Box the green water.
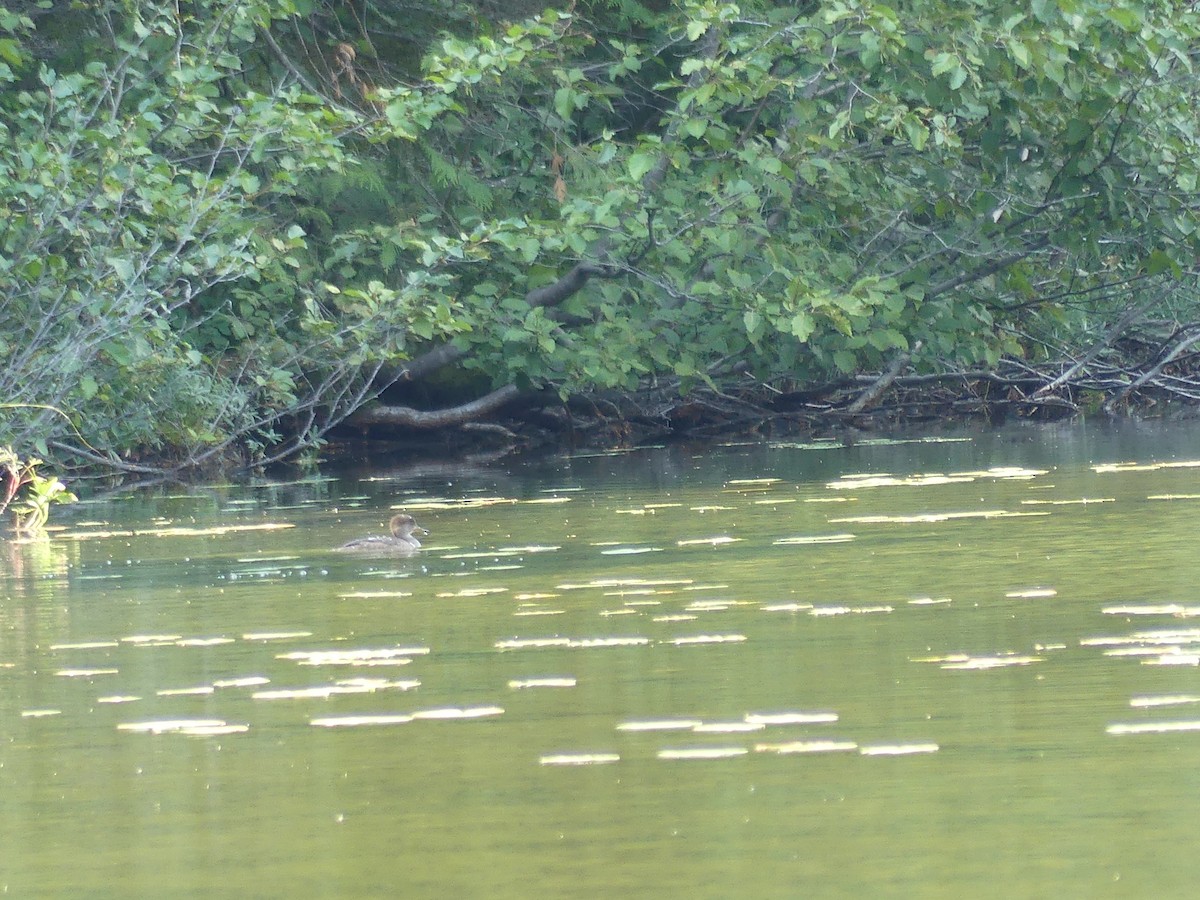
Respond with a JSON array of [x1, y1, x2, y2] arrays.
[[4, 421, 1200, 898]]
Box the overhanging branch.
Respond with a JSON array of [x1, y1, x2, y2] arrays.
[[347, 384, 521, 429]]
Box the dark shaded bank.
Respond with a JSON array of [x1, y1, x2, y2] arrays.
[[333, 321, 1200, 465], [324, 358, 1200, 466], [49, 340, 1200, 485]]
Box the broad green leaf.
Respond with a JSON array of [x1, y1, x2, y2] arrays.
[[1146, 249, 1181, 278], [930, 53, 958, 77], [743, 309, 762, 336], [789, 312, 815, 342], [628, 151, 658, 182], [1008, 40, 1030, 69], [554, 87, 573, 120], [833, 350, 857, 374], [903, 119, 929, 151]]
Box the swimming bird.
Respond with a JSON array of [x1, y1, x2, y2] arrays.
[[336, 513, 427, 553]]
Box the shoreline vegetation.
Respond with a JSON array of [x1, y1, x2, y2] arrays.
[[333, 349, 1200, 465], [3, 2, 1199, 483]]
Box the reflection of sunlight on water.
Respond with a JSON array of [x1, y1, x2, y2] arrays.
[[658, 747, 748, 760], [277, 647, 429, 664], [1004, 588, 1057, 598], [1107, 720, 1200, 735], [1093, 459, 1200, 473], [311, 714, 414, 727], [242, 631, 313, 641], [540, 753, 620, 766], [253, 679, 421, 700], [63, 522, 295, 539], [1130, 695, 1200, 707], [935, 655, 1042, 670], [617, 720, 701, 732], [213, 677, 269, 688], [773, 533, 855, 544], [859, 743, 939, 755], [666, 634, 746, 645], [809, 604, 892, 616], [508, 677, 576, 689], [411, 706, 504, 720], [1103, 603, 1200, 616], [119, 720, 249, 736], [830, 509, 1047, 524], [756, 739, 858, 754]]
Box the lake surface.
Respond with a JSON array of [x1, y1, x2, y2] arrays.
[[4, 420, 1200, 897]]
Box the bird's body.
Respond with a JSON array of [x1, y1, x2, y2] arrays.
[[337, 513, 427, 553]]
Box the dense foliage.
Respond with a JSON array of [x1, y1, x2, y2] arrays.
[[2, 0, 1199, 473]]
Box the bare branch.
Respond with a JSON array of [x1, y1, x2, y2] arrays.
[[1105, 326, 1200, 412], [258, 25, 330, 101], [1033, 296, 1156, 397], [348, 385, 522, 429], [847, 342, 920, 413]]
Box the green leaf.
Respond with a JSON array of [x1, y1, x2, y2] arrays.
[[789, 312, 815, 342], [628, 151, 658, 182], [384, 101, 418, 139], [867, 328, 908, 351], [554, 87, 573, 120], [743, 308, 762, 336], [1107, 8, 1142, 32], [902, 118, 929, 151], [0, 37, 24, 67], [1146, 249, 1181, 278], [1063, 117, 1091, 146], [1008, 40, 1030, 69], [833, 350, 857, 374], [930, 53, 958, 77]]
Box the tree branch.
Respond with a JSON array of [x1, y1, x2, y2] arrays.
[[525, 262, 615, 309], [925, 238, 1052, 299], [847, 341, 920, 413], [1104, 324, 1200, 412], [347, 384, 522, 429], [258, 26, 331, 103], [1033, 296, 1155, 397]]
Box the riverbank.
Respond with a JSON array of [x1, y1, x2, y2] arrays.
[[329, 361, 1200, 467]]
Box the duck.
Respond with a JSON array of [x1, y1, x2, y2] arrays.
[[336, 513, 427, 553]]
